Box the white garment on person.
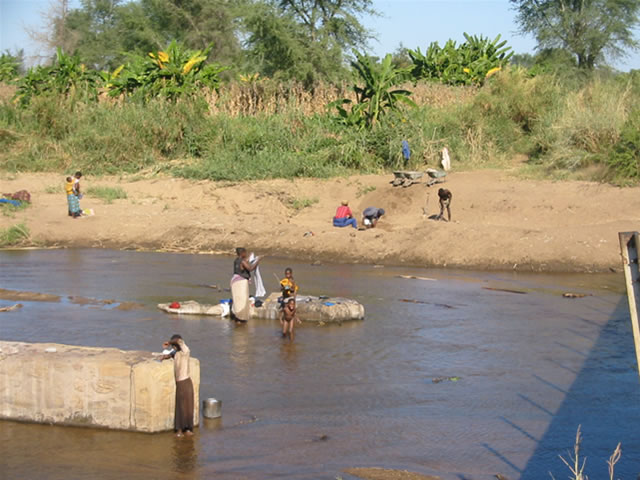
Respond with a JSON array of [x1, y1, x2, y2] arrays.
[[441, 147, 451, 171], [249, 253, 266, 298]]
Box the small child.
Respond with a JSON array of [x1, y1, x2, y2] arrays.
[[281, 297, 301, 338], [65, 177, 74, 197], [73, 171, 83, 197], [279, 267, 299, 299]]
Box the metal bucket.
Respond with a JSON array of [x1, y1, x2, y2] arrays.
[[202, 398, 222, 419]]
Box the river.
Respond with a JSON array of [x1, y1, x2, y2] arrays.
[[1, 249, 639, 480]]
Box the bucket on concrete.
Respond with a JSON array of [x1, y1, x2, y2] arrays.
[[203, 398, 222, 419]]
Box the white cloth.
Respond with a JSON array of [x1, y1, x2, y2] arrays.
[[249, 253, 266, 298], [441, 147, 451, 171]]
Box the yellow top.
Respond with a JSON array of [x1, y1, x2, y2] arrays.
[[280, 278, 299, 297], [65, 181, 75, 196]]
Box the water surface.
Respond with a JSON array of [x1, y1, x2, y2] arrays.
[[0, 249, 638, 480]]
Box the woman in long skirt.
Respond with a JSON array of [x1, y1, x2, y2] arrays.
[[230, 247, 262, 322], [65, 176, 82, 218], [162, 334, 194, 437]]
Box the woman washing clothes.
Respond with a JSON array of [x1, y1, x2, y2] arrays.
[[230, 247, 262, 322], [160, 334, 194, 437]]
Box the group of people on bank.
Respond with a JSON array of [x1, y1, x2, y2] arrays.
[[332, 188, 453, 230]]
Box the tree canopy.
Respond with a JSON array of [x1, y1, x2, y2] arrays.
[[510, 0, 640, 69], [26, 0, 375, 82]]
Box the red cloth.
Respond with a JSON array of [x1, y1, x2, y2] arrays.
[[335, 205, 352, 219]]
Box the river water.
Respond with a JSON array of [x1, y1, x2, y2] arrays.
[[0, 249, 639, 480]]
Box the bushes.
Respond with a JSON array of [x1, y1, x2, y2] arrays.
[[1, 69, 640, 184], [607, 110, 640, 181]]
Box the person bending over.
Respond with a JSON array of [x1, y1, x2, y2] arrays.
[[437, 188, 452, 222], [362, 207, 385, 229]]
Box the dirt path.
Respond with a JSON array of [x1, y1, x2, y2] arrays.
[[1, 171, 638, 272]]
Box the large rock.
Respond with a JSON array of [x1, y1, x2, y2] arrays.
[[158, 293, 365, 324], [0, 341, 200, 432], [253, 293, 365, 324]]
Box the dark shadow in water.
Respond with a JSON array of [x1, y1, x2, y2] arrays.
[[518, 297, 640, 479]]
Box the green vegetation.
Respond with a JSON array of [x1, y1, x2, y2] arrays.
[[332, 52, 414, 129], [289, 197, 319, 210], [104, 41, 226, 102], [0, 224, 30, 247], [511, 0, 640, 69], [409, 34, 513, 86], [2, 66, 640, 184], [2, 0, 640, 184], [87, 186, 128, 203], [0, 52, 21, 82]]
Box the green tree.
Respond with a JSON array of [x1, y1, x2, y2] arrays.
[[276, 0, 375, 48], [243, 0, 376, 84], [139, 0, 242, 61], [510, 0, 640, 69], [45, 0, 241, 69]]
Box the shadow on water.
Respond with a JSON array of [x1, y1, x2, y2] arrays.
[[486, 296, 640, 480]]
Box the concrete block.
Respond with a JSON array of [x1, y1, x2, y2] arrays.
[[0, 341, 200, 432]]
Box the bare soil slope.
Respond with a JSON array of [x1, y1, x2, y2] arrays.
[[2, 171, 638, 272]]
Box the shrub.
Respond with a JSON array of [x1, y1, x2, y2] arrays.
[[0, 223, 30, 247]]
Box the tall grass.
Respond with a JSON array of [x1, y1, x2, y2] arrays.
[[1, 70, 640, 183], [0, 223, 30, 247]]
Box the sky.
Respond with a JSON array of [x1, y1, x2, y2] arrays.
[[1, 0, 640, 70]]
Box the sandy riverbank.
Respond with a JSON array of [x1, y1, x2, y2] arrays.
[[1, 170, 638, 272]]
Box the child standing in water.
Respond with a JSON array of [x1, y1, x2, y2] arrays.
[[161, 334, 195, 437], [281, 297, 301, 338], [279, 267, 299, 299]]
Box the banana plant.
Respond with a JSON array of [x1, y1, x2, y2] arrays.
[[0, 52, 20, 82], [409, 33, 513, 86], [15, 49, 99, 106], [330, 52, 415, 129], [104, 41, 227, 101]]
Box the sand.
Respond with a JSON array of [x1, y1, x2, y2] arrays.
[[1, 171, 638, 272], [345, 468, 440, 480]]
